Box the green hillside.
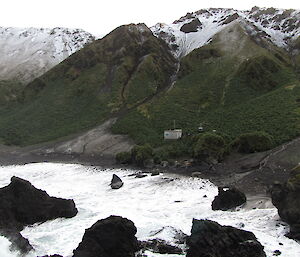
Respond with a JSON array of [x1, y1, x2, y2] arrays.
[[112, 25, 300, 148], [0, 22, 299, 153], [0, 24, 176, 145], [0, 80, 23, 105]]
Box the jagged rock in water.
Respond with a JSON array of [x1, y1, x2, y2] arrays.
[[135, 173, 148, 178], [273, 250, 282, 256], [140, 239, 183, 254], [73, 215, 139, 257], [110, 174, 124, 189], [180, 18, 202, 33], [270, 166, 300, 239], [0, 176, 77, 229], [212, 187, 246, 210], [0, 229, 33, 254], [186, 219, 266, 257], [148, 226, 187, 245], [0, 176, 78, 253]]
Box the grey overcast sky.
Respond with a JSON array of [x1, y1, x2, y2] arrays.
[[1, 0, 299, 36]]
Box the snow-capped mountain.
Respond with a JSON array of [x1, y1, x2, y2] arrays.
[[0, 27, 95, 83], [151, 7, 300, 58]]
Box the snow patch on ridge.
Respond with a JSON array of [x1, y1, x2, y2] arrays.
[[151, 7, 300, 58], [151, 9, 236, 58], [0, 27, 94, 83]]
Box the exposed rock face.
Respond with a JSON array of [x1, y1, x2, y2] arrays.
[[0, 176, 77, 253], [221, 13, 240, 25], [270, 167, 300, 239], [212, 187, 246, 210], [186, 219, 266, 257], [180, 18, 202, 33], [51, 118, 134, 157], [73, 215, 139, 257], [110, 174, 124, 189]]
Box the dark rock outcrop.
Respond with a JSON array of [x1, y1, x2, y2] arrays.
[[186, 219, 266, 257], [0, 176, 77, 229], [110, 174, 124, 189], [212, 187, 246, 210], [273, 250, 282, 256], [0, 176, 78, 253], [1, 229, 33, 254], [135, 172, 148, 178], [135, 173, 148, 178], [270, 167, 300, 239], [180, 18, 202, 33], [221, 13, 240, 25], [73, 215, 139, 257], [141, 239, 182, 254]]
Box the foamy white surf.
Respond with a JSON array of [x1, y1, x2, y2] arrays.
[[0, 236, 18, 257], [0, 163, 299, 256]]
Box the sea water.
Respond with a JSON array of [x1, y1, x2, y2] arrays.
[[0, 163, 299, 256]]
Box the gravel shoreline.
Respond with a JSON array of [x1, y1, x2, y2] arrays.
[[0, 143, 294, 196]]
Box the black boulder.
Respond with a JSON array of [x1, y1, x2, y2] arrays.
[[186, 219, 266, 257], [141, 239, 183, 254], [0, 176, 78, 253], [270, 168, 300, 239], [110, 174, 124, 189], [73, 215, 139, 257], [212, 187, 246, 210]]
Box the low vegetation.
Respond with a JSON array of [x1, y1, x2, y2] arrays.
[[112, 48, 300, 150], [131, 144, 154, 167], [193, 133, 226, 161], [231, 131, 274, 153], [115, 144, 154, 167], [115, 151, 132, 164]]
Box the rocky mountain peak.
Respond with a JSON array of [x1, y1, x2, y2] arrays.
[[151, 7, 300, 58], [0, 26, 95, 84]]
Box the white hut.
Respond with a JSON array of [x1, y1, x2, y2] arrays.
[[164, 129, 182, 140]]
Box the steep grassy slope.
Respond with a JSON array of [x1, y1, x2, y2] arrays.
[[0, 80, 23, 105], [112, 22, 300, 147], [0, 21, 299, 151], [0, 24, 176, 145]]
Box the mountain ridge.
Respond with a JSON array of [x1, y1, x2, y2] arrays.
[[0, 26, 95, 84], [0, 23, 177, 146], [0, 7, 299, 160], [151, 7, 300, 58]]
